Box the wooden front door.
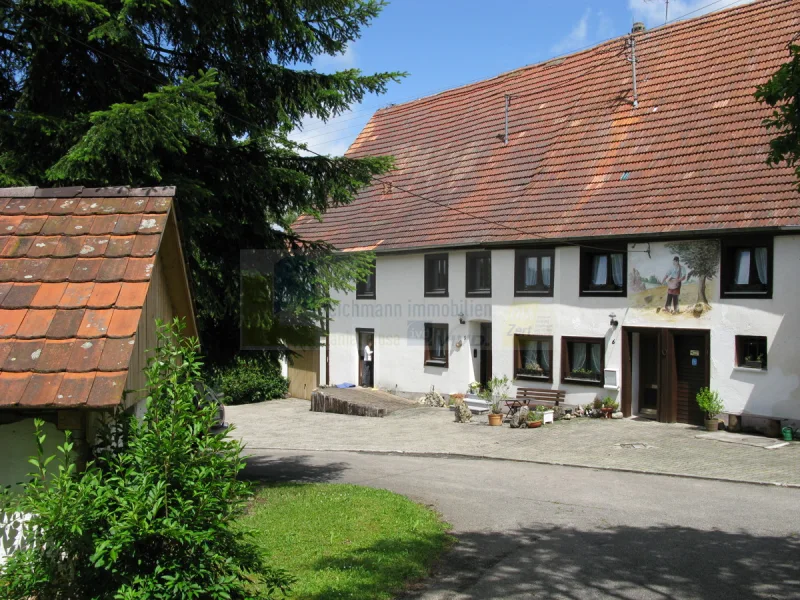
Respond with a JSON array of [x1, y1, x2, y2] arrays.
[[356, 329, 374, 387], [674, 333, 709, 425], [479, 323, 492, 388], [639, 332, 659, 415], [287, 346, 320, 400]]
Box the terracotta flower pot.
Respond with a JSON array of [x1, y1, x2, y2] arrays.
[[488, 413, 503, 426], [528, 420, 543, 429], [601, 407, 614, 419]]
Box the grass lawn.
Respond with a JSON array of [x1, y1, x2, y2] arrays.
[[240, 483, 452, 599]]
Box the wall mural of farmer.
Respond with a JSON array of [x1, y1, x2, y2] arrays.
[[628, 240, 719, 316]]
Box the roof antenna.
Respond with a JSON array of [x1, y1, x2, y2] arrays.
[[627, 31, 640, 109], [644, 0, 669, 24], [503, 94, 511, 145]]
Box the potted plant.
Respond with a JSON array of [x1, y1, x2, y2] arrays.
[[518, 359, 546, 379], [466, 381, 481, 397], [592, 397, 603, 417], [569, 368, 600, 382], [696, 387, 724, 431], [744, 353, 765, 369], [601, 397, 618, 419], [527, 407, 544, 428], [449, 393, 465, 407], [482, 375, 510, 426]]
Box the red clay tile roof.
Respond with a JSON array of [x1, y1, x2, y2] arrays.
[[294, 0, 800, 252], [0, 186, 175, 409]]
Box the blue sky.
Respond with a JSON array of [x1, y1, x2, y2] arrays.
[[291, 0, 754, 155]]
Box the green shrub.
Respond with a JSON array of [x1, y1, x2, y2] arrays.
[[696, 387, 725, 419], [212, 355, 289, 405], [0, 320, 293, 599]]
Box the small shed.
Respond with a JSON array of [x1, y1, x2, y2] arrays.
[[0, 185, 196, 490]]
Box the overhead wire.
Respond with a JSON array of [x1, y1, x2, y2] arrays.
[[0, 0, 754, 254]]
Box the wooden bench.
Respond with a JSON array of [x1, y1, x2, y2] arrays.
[[506, 388, 566, 418]]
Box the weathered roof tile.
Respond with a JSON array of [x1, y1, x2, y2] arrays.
[[293, 0, 800, 250], [0, 186, 172, 409]]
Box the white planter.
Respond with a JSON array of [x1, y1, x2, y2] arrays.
[[543, 410, 555, 424], [465, 397, 490, 413]]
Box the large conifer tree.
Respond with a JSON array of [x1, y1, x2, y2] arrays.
[[0, 0, 400, 361]]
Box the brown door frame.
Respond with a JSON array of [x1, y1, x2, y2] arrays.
[[622, 326, 663, 418], [622, 326, 709, 423], [479, 322, 492, 388], [672, 329, 711, 425], [356, 328, 374, 387]]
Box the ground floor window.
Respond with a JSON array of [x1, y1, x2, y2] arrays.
[[514, 335, 553, 381], [562, 337, 604, 385], [736, 335, 767, 370], [424, 323, 448, 367]]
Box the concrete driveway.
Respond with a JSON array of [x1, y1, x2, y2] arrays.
[[227, 399, 800, 486], [242, 449, 800, 600]]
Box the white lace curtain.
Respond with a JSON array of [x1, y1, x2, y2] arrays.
[[592, 255, 607, 286], [611, 254, 624, 287], [522, 339, 551, 371], [754, 247, 768, 284], [590, 344, 602, 373], [572, 343, 586, 370], [525, 257, 538, 287]]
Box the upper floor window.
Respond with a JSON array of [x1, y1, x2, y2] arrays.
[[515, 249, 554, 297], [721, 238, 772, 299], [425, 253, 449, 297], [580, 247, 626, 296], [562, 337, 604, 386], [466, 251, 491, 297], [736, 335, 767, 370], [356, 259, 376, 299], [424, 323, 449, 367], [515, 335, 553, 381]]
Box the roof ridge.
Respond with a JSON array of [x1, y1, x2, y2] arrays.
[[370, 0, 785, 118], [0, 186, 176, 198]]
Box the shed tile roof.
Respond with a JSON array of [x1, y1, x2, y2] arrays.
[[0, 186, 175, 409], [294, 0, 800, 251]]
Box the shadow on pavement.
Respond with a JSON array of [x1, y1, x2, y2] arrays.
[[396, 524, 800, 599], [240, 453, 349, 483]]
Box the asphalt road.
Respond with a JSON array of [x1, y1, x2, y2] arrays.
[[242, 450, 800, 600]]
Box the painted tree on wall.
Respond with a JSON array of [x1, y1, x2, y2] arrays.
[[666, 240, 719, 304]]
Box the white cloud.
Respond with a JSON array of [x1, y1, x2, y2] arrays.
[[314, 44, 358, 72], [551, 9, 592, 55], [289, 109, 369, 157], [628, 0, 756, 28]]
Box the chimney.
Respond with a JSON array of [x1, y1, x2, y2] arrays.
[[631, 22, 646, 34]]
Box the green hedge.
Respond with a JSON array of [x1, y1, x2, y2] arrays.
[[212, 355, 289, 405]]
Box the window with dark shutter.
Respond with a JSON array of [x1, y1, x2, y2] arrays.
[[515, 249, 555, 297], [424, 323, 448, 367], [721, 238, 772, 298], [466, 251, 491, 297], [562, 337, 604, 386], [514, 335, 553, 381], [424, 254, 449, 297], [580, 247, 626, 296], [356, 259, 376, 299]]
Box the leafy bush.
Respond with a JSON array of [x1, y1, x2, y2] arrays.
[[696, 387, 725, 420], [212, 355, 289, 405], [0, 320, 293, 599]]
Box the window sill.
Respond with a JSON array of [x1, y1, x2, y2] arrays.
[[466, 290, 491, 298], [563, 377, 604, 387], [580, 289, 626, 296], [514, 290, 553, 297], [732, 366, 768, 374], [425, 360, 448, 368], [424, 292, 449, 298], [515, 373, 552, 382], [356, 295, 376, 300]]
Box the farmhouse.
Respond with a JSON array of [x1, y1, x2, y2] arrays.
[[294, 0, 800, 430], [0, 186, 195, 490]]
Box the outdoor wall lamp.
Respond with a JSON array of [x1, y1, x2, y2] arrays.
[[458, 312, 466, 325], [609, 313, 619, 328]]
